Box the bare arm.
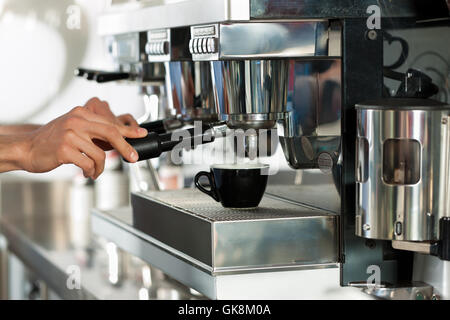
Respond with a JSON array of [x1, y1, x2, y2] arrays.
[[0, 134, 28, 172], [0, 124, 42, 135], [0, 98, 146, 179]]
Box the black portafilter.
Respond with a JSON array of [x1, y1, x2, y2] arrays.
[[124, 122, 227, 162], [139, 118, 184, 135], [75, 67, 130, 83], [139, 120, 166, 134]]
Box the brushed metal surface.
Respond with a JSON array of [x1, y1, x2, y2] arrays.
[[278, 59, 342, 170], [356, 101, 450, 241], [165, 61, 217, 122], [190, 21, 330, 61], [92, 207, 373, 299], [131, 188, 339, 271], [211, 60, 289, 128]]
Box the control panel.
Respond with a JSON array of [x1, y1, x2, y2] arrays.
[[189, 24, 219, 61], [146, 29, 171, 62], [146, 27, 191, 62]]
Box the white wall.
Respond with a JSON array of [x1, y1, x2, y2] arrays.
[[0, 0, 146, 125]]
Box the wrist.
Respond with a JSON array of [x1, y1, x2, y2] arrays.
[[0, 133, 32, 172]]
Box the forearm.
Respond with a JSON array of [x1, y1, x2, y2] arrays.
[[0, 124, 41, 135], [0, 134, 29, 172]]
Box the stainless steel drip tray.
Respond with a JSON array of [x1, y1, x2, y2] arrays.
[[130, 189, 338, 273]]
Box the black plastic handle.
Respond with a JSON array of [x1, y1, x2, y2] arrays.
[[194, 171, 219, 201], [431, 217, 450, 261], [124, 126, 215, 162], [439, 217, 450, 261], [74, 68, 97, 80], [74, 67, 94, 77], [95, 72, 130, 83], [75, 68, 130, 83], [140, 120, 166, 134], [125, 132, 163, 162]]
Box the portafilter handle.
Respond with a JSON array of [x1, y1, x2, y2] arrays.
[[124, 122, 226, 162], [139, 118, 184, 135], [75, 67, 130, 83]]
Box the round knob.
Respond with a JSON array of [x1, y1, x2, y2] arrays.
[[207, 38, 217, 53], [162, 41, 169, 55], [201, 38, 208, 54]]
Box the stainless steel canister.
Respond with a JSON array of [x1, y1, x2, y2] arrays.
[[210, 59, 289, 130], [356, 98, 450, 241]]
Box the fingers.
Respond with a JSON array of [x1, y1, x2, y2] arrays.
[[82, 99, 144, 134], [84, 122, 139, 163], [84, 98, 140, 129], [118, 113, 139, 127], [60, 146, 96, 178], [61, 113, 139, 162], [70, 134, 106, 179], [84, 97, 109, 113], [116, 121, 147, 138], [70, 106, 147, 138]]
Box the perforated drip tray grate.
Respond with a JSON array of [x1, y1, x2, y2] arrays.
[[130, 188, 339, 271], [141, 189, 329, 222]]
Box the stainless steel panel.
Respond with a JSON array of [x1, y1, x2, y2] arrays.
[[130, 189, 339, 272], [190, 21, 331, 61], [221, 22, 328, 59], [265, 184, 340, 214], [214, 218, 337, 269]]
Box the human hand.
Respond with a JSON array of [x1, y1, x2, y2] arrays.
[[19, 104, 147, 179]]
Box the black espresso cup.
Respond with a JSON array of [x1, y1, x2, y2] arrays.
[[194, 164, 270, 208]]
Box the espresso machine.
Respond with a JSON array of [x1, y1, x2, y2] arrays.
[[91, 0, 450, 299]]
